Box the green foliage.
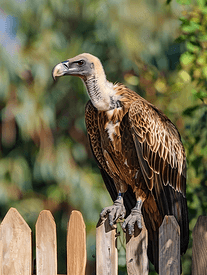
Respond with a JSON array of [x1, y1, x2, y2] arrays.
[[177, 0, 192, 4], [0, 0, 206, 274], [176, 8, 207, 250], [178, 5, 207, 104]]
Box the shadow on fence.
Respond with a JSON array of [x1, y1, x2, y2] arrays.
[[0, 207, 206, 274]]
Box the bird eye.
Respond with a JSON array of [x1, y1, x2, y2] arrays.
[[77, 60, 85, 66]]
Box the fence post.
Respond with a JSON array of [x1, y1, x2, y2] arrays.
[[96, 216, 118, 275], [126, 217, 149, 275], [192, 215, 207, 275], [36, 210, 57, 275], [67, 210, 87, 275], [0, 208, 32, 275], [159, 215, 180, 275]]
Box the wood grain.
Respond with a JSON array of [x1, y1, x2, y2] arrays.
[[0, 207, 32, 275], [36, 210, 57, 275], [159, 215, 180, 275], [126, 217, 149, 275], [192, 215, 207, 275], [96, 216, 118, 275], [67, 210, 87, 275]]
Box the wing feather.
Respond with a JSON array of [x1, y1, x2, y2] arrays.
[[129, 100, 186, 196], [128, 99, 188, 267]]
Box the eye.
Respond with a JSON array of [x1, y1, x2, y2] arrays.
[[77, 60, 85, 66]]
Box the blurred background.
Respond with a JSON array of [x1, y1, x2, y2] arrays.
[[0, 0, 207, 274]]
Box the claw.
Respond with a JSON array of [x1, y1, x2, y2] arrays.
[[100, 196, 126, 227], [108, 210, 116, 226], [137, 220, 142, 229], [121, 202, 143, 235], [100, 208, 108, 219], [114, 209, 121, 222]]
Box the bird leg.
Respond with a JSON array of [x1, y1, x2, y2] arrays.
[[122, 198, 143, 236], [100, 192, 126, 227]]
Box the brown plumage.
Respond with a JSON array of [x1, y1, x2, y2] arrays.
[[52, 53, 189, 273]]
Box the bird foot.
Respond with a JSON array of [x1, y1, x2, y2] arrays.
[[100, 196, 126, 227], [122, 203, 142, 236]]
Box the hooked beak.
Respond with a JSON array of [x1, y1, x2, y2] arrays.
[[52, 60, 77, 81]]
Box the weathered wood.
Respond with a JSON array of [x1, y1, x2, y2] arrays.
[[36, 210, 57, 275], [0, 238, 2, 275], [126, 217, 149, 275], [67, 210, 87, 275], [192, 215, 207, 275], [0, 207, 32, 275], [96, 216, 118, 275], [159, 215, 180, 275]]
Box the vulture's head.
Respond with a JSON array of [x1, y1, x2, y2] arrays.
[[52, 53, 105, 81], [52, 53, 115, 111]]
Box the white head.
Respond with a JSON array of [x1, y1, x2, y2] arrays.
[[52, 53, 115, 111], [52, 53, 104, 79]]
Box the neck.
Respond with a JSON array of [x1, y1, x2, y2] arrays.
[[83, 73, 118, 111]]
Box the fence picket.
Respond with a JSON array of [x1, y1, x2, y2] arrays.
[[192, 215, 207, 275], [126, 217, 149, 275], [0, 208, 32, 275], [67, 210, 86, 275], [159, 215, 180, 275], [96, 216, 118, 275], [36, 210, 57, 275]]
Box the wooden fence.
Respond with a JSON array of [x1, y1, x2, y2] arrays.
[[0, 208, 206, 275]]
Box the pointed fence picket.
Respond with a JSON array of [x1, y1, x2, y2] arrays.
[[36, 210, 57, 275], [96, 217, 118, 275], [0, 208, 206, 274], [125, 217, 148, 275], [0, 208, 32, 275], [159, 216, 180, 275], [191, 216, 207, 275], [67, 210, 87, 275]]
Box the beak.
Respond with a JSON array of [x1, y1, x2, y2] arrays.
[[52, 61, 70, 81]]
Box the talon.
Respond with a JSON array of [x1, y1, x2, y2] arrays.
[[100, 196, 126, 228], [121, 199, 143, 235], [128, 223, 134, 236], [138, 221, 142, 229], [100, 209, 106, 219]]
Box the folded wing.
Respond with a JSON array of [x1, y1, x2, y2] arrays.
[[129, 100, 189, 257]]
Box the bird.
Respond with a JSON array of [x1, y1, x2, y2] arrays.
[[52, 53, 189, 273]]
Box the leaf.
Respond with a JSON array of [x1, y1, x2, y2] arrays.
[[179, 17, 190, 24], [180, 52, 195, 66], [186, 42, 200, 53], [197, 55, 206, 66], [175, 35, 186, 43], [183, 105, 201, 116], [182, 22, 200, 33], [179, 70, 191, 82], [194, 90, 207, 100]]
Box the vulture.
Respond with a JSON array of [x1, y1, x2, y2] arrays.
[[52, 53, 189, 273]]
